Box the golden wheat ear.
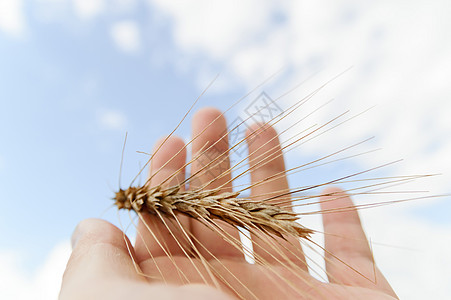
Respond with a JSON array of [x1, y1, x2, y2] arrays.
[[113, 73, 437, 299]]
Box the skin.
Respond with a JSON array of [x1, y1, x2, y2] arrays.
[[59, 108, 398, 300]]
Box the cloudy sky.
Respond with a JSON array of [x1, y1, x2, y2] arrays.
[[0, 0, 450, 299]]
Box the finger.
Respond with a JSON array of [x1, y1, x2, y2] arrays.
[[320, 186, 397, 297], [189, 107, 243, 259], [246, 123, 307, 270], [135, 136, 192, 263], [60, 219, 144, 298]]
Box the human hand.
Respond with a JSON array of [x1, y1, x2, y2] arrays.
[[60, 108, 398, 299]]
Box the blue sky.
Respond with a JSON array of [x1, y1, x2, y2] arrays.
[[1, 1, 450, 299], [0, 5, 186, 261]]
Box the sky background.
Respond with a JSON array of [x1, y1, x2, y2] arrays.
[[0, 0, 450, 299]]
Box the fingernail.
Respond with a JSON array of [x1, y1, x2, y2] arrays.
[[71, 222, 85, 249]]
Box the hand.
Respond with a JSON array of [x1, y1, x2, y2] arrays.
[[60, 108, 398, 299]]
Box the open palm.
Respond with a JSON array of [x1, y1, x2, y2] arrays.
[[60, 108, 398, 300]]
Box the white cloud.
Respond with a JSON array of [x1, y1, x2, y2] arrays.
[[0, 252, 28, 299], [110, 20, 141, 53], [98, 109, 128, 131], [149, 0, 272, 58], [0, 241, 71, 300], [72, 0, 105, 19], [0, 0, 26, 37]]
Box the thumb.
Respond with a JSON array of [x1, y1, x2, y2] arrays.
[[60, 219, 144, 297]]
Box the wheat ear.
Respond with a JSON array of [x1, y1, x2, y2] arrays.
[[115, 185, 313, 240]]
